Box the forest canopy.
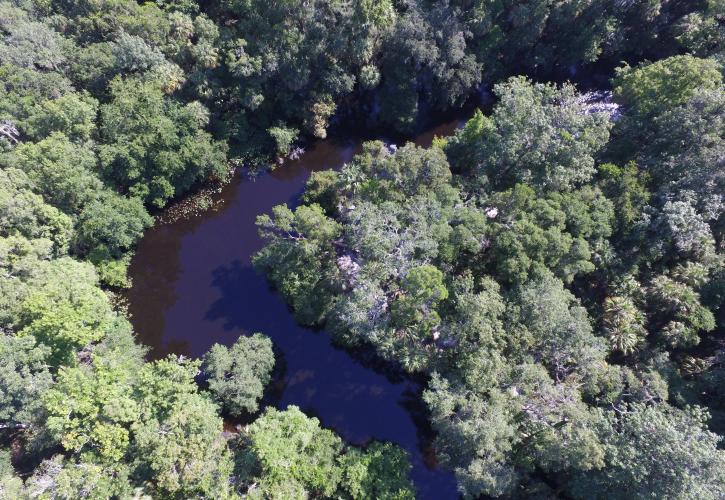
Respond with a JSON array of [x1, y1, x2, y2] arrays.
[[254, 57, 725, 500], [1, 0, 724, 498]]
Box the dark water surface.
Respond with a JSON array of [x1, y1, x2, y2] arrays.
[[127, 120, 464, 499]]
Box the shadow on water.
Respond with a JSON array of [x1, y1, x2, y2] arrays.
[[126, 117, 467, 499]]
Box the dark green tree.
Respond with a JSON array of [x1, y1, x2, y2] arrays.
[[202, 333, 275, 417]]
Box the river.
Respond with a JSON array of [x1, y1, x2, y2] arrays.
[[126, 119, 465, 499]]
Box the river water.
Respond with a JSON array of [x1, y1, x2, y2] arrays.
[[126, 119, 465, 499]]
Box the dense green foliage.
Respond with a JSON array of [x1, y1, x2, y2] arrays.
[[2, 0, 724, 498], [0, 266, 411, 498], [234, 406, 414, 498], [256, 66, 725, 497], [202, 333, 275, 417]]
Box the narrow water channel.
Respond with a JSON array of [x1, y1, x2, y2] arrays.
[[126, 119, 465, 499]]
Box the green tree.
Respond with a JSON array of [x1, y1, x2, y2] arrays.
[[613, 55, 722, 121], [17, 258, 115, 366], [267, 125, 299, 156], [43, 347, 142, 462], [301, 170, 340, 213], [254, 204, 341, 325], [448, 77, 611, 192], [0, 167, 72, 254], [596, 162, 650, 233], [339, 442, 415, 500], [74, 190, 152, 258], [0, 4, 67, 72], [602, 296, 647, 355], [23, 91, 98, 142], [0, 449, 23, 499], [647, 275, 715, 348], [442, 275, 507, 374], [391, 264, 448, 341], [512, 272, 606, 379], [444, 109, 493, 174], [131, 392, 234, 499], [0, 64, 73, 141], [641, 89, 725, 204], [0, 334, 52, 432], [342, 141, 452, 201], [486, 185, 608, 285], [24, 455, 135, 500], [98, 76, 227, 207], [677, 0, 725, 56], [0, 235, 56, 328], [9, 133, 102, 214], [237, 406, 343, 497], [426, 363, 608, 499], [424, 373, 519, 498], [202, 333, 275, 417], [570, 403, 725, 499], [134, 355, 200, 422]]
